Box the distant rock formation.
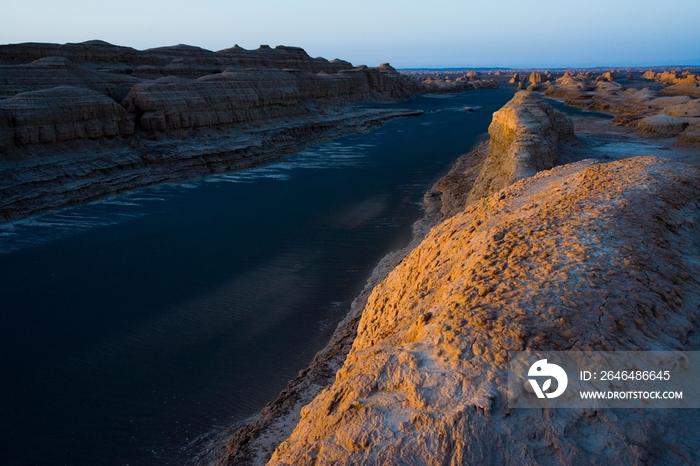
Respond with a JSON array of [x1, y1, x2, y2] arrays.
[[466, 91, 576, 204], [1, 41, 466, 221], [0, 41, 352, 75], [544, 76, 700, 148], [527, 71, 544, 84], [656, 70, 699, 86], [598, 70, 615, 82], [676, 120, 700, 148], [270, 152, 700, 465], [634, 70, 700, 98], [543, 71, 594, 102], [421, 76, 498, 93], [0, 86, 133, 149], [660, 85, 700, 99], [525, 72, 548, 91], [636, 113, 691, 138], [120, 67, 415, 134]]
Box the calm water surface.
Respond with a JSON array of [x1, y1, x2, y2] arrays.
[[0, 88, 515, 465]]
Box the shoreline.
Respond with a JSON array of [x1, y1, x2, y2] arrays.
[[210, 132, 487, 466], [0, 106, 421, 223]]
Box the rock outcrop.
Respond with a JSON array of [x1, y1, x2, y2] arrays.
[[0, 86, 133, 150], [0, 57, 143, 101], [598, 70, 615, 82], [0, 42, 422, 144], [636, 113, 691, 138], [211, 80, 700, 466], [660, 85, 700, 99], [655, 70, 700, 87], [527, 72, 543, 84], [541, 71, 594, 104], [544, 77, 700, 147], [270, 154, 700, 465], [0, 41, 352, 75], [431, 142, 490, 218], [121, 66, 417, 134], [420, 78, 499, 93], [0, 42, 458, 221], [675, 120, 700, 148], [466, 91, 576, 204]]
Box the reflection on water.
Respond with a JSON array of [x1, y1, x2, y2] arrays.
[[0, 142, 370, 255], [0, 88, 516, 465]]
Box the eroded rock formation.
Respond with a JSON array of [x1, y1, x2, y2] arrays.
[[466, 91, 576, 203], [636, 113, 692, 138], [0, 41, 445, 220], [120, 66, 415, 134], [544, 75, 700, 148], [0, 86, 133, 149], [211, 81, 700, 466], [270, 153, 700, 465], [676, 120, 700, 148]]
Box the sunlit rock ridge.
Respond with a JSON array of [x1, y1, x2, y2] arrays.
[[266, 93, 700, 465]]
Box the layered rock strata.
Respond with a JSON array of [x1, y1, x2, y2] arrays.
[[0, 41, 352, 75], [122, 67, 417, 134], [0, 108, 419, 222], [466, 91, 576, 204], [0, 86, 133, 148], [270, 153, 700, 465], [0, 56, 142, 101], [0, 41, 446, 221]]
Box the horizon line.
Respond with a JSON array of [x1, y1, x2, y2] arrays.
[[396, 64, 700, 71], [0, 39, 698, 71]]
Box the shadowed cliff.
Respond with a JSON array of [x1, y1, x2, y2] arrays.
[[0, 41, 443, 222]]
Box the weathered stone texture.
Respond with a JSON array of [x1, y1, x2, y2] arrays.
[[466, 91, 576, 204], [271, 155, 700, 466]]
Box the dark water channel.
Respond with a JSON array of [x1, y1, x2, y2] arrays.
[[0, 88, 515, 465]]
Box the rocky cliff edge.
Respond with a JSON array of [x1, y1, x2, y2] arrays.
[[267, 93, 700, 465], [465, 91, 576, 204]]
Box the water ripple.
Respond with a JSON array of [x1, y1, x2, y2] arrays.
[[0, 142, 369, 254]]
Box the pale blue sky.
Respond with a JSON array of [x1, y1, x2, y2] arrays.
[[2, 0, 699, 68]]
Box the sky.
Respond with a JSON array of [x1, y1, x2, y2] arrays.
[[1, 0, 699, 68]]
